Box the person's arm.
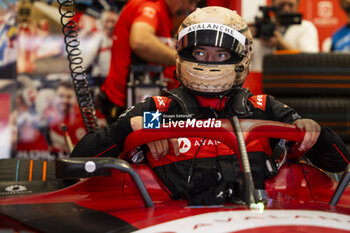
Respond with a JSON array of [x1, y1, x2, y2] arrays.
[[130, 116, 179, 160], [81, 34, 102, 71], [266, 96, 320, 151], [260, 30, 294, 50], [267, 95, 301, 124], [70, 97, 155, 157], [129, 22, 176, 65], [304, 126, 350, 172], [70, 116, 133, 157]]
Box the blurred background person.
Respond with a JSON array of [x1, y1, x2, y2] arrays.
[[33, 18, 63, 64], [251, 0, 319, 72], [41, 81, 86, 156], [17, 17, 63, 75], [16, 90, 49, 157], [331, 0, 350, 51], [0, 0, 17, 69], [15, 77, 50, 158], [80, 8, 118, 126], [99, 0, 201, 124], [17, 19, 37, 74], [82, 9, 119, 87], [71, 6, 98, 39]]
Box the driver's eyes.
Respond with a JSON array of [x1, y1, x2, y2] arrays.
[[192, 48, 231, 62], [218, 53, 228, 58], [192, 50, 205, 60], [217, 52, 231, 61]]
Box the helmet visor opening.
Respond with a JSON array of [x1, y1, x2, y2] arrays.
[[177, 23, 247, 61], [178, 46, 244, 64]]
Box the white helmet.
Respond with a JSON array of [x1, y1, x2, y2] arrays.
[[176, 6, 253, 96]]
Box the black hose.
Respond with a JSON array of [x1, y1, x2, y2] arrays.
[[231, 116, 260, 207], [57, 0, 99, 133]]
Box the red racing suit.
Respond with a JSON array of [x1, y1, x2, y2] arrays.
[[72, 87, 350, 204], [101, 0, 175, 108]]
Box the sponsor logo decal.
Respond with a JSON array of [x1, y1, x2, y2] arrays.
[[257, 95, 263, 106], [1, 184, 33, 195], [5, 185, 27, 192], [143, 111, 222, 129], [143, 110, 161, 129], [314, 1, 338, 26], [178, 138, 191, 153], [156, 96, 166, 107], [178, 23, 246, 46], [250, 95, 266, 110]]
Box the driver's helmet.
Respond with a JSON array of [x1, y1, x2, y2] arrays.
[[176, 6, 253, 96]]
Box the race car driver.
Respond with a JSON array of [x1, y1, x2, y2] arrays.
[[71, 6, 350, 205]]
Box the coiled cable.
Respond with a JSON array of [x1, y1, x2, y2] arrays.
[[57, 0, 99, 133]]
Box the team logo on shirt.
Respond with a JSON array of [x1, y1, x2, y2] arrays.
[[143, 110, 161, 129], [142, 6, 156, 18]]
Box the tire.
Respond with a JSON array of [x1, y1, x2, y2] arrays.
[[262, 53, 350, 96]]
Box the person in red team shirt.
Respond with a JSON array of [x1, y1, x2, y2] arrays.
[[43, 81, 86, 156], [100, 0, 200, 124]]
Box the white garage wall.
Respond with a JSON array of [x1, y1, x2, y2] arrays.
[[242, 0, 268, 23]]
